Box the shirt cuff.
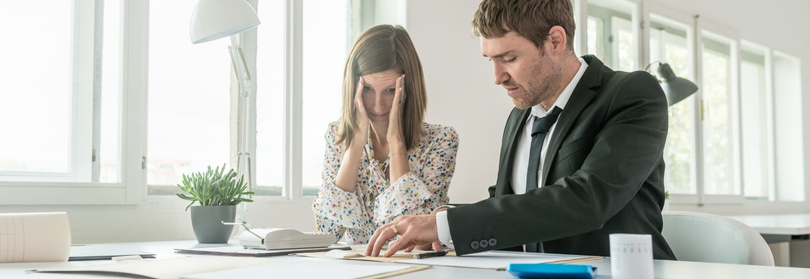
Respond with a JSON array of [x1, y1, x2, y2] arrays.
[[436, 210, 454, 249], [432, 204, 455, 213]]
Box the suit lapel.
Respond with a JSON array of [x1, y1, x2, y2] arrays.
[[497, 108, 531, 195], [541, 55, 605, 184]]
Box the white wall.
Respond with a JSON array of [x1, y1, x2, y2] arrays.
[[407, 0, 515, 204], [2, 0, 810, 244]]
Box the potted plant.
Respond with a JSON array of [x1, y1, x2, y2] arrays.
[[177, 164, 254, 243]]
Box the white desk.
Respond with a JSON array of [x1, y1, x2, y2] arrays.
[[729, 214, 810, 243], [3, 240, 810, 278]]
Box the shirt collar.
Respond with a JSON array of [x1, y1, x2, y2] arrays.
[[530, 57, 589, 117]]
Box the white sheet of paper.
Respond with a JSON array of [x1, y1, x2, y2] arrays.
[[183, 257, 418, 279], [36, 256, 275, 278], [395, 250, 586, 270]]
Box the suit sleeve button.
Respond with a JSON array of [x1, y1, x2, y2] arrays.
[[489, 238, 497, 247], [479, 240, 488, 248], [471, 241, 480, 249]]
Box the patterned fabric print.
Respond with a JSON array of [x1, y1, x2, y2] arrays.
[[312, 122, 459, 244]]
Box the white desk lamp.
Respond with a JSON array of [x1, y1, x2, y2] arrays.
[[190, 0, 260, 229]]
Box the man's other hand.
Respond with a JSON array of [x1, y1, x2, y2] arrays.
[[364, 214, 440, 257]]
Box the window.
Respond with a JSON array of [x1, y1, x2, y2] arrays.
[[0, 1, 121, 184], [253, 0, 352, 197], [0, 1, 72, 180], [300, 0, 350, 196], [700, 30, 739, 198], [147, 0, 231, 194], [578, 0, 806, 205], [254, 1, 285, 196], [586, 16, 605, 58], [611, 16, 635, 71], [586, 0, 638, 71], [739, 41, 772, 200], [772, 52, 804, 201], [145, 1, 356, 198], [0, 0, 372, 204], [649, 14, 695, 195]]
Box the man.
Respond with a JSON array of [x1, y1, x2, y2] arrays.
[[366, 0, 676, 260]]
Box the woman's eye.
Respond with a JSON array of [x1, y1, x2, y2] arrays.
[[385, 88, 396, 94], [363, 86, 372, 92]]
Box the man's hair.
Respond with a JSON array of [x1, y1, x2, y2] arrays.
[[472, 0, 576, 51], [336, 24, 427, 150]]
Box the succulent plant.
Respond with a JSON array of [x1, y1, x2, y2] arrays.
[[176, 164, 253, 211]]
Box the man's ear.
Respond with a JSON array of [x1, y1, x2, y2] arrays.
[[547, 26, 567, 55]]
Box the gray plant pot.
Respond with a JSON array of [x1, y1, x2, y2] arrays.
[[190, 205, 236, 243]]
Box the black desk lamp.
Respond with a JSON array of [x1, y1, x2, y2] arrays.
[[647, 62, 699, 106]]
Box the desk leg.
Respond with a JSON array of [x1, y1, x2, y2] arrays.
[[790, 239, 810, 268], [769, 242, 790, 266]]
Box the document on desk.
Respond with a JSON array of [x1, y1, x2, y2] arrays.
[[0, 212, 71, 263], [183, 257, 429, 279], [174, 244, 351, 257], [35, 256, 277, 278]]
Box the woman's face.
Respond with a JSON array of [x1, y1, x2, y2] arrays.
[[360, 69, 401, 127]]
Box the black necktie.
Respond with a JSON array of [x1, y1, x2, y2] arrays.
[[526, 106, 562, 193], [524, 106, 561, 253]]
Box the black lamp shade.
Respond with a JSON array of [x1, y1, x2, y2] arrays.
[[657, 63, 698, 106]]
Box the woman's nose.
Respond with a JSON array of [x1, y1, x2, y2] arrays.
[[374, 92, 386, 111]]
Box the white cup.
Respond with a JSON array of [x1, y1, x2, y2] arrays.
[[610, 233, 653, 279]]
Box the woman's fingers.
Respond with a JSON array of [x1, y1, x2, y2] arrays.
[[388, 75, 405, 143], [399, 75, 406, 105], [355, 77, 366, 114], [395, 75, 405, 106]]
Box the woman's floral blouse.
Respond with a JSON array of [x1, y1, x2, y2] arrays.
[[312, 122, 459, 244]]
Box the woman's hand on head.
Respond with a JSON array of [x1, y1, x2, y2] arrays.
[[353, 77, 370, 145], [387, 75, 407, 152]]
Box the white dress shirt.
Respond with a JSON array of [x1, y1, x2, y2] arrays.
[[437, 58, 589, 247], [510, 58, 587, 194]]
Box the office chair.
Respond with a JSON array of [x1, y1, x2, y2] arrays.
[[661, 211, 775, 266]]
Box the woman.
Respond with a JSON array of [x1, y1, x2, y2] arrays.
[[312, 25, 459, 244]]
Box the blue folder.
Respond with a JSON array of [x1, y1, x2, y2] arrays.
[[507, 263, 596, 278]]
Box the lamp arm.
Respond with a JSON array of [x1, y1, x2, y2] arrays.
[[226, 34, 253, 194], [645, 61, 661, 73], [228, 35, 252, 98]]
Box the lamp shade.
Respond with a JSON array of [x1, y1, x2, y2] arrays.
[[190, 0, 260, 44], [657, 63, 698, 106]]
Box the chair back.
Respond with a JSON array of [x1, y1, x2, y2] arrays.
[[662, 211, 774, 266]]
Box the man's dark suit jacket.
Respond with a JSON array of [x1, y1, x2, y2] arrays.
[[447, 55, 676, 260]]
